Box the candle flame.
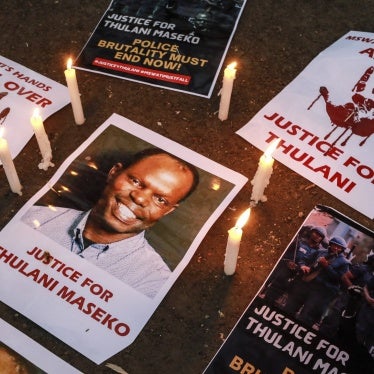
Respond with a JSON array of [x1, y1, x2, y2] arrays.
[[33, 108, 40, 118], [227, 62, 237, 70], [235, 208, 251, 229], [67, 58, 73, 70], [264, 138, 281, 159]]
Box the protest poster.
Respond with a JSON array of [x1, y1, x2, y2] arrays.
[[237, 31, 374, 219], [0, 113, 248, 364], [204, 205, 374, 374], [0, 55, 70, 160], [75, 0, 247, 97], [0, 319, 81, 373]]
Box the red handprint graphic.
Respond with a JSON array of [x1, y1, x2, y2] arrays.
[[309, 66, 374, 147]]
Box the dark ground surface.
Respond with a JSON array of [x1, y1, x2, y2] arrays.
[[0, 1, 373, 373]]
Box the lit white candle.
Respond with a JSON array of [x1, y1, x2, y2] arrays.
[[218, 62, 237, 121], [64, 58, 85, 125], [0, 128, 22, 195], [250, 138, 281, 205], [224, 208, 251, 275], [30, 108, 54, 170]]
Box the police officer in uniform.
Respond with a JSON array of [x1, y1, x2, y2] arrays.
[[262, 226, 327, 309], [296, 236, 350, 329]]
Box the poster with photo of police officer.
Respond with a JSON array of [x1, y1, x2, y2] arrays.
[[204, 205, 374, 374], [75, 0, 247, 97]]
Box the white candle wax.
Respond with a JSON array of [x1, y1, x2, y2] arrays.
[[224, 226, 243, 275], [224, 208, 251, 275], [218, 62, 237, 121], [250, 153, 275, 204], [30, 109, 54, 170], [0, 134, 22, 195], [250, 138, 281, 205], [64, 58, 85, 125]]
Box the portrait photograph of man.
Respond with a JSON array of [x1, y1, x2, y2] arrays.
[[0, 114, 247, 362], [21, 122, 237, 299]]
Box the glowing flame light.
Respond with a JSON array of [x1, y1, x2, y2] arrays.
[[32, 108, 40, 118], [264, 138, 281, 160], [67, 58, 73, 70], [235, 208, 251, 229], [228, 62, 237, 70]]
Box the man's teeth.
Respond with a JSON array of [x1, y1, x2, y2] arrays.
[[118, 203, 136, 220]]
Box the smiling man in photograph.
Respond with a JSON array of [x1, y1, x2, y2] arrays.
[[22, 148, 199, 298]]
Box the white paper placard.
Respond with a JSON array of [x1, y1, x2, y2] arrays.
[[0, 113, 248, 363]]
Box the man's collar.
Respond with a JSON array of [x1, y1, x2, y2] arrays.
[[71, 210, 146, 250]]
